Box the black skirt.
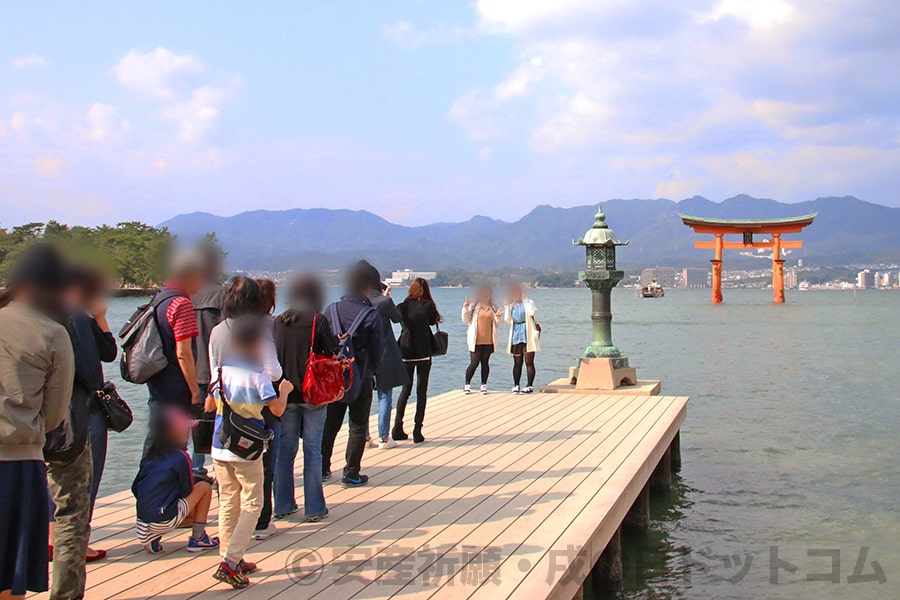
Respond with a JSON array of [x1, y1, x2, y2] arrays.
[[0, 460, 50, 594]]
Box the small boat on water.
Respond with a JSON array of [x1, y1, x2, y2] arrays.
[[641, 280, 665, 298], [798, 281, 811, 291]]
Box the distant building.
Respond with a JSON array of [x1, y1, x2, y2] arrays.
[[682, 268, 710, 288], [857, 269, 875, 289], [641, 267, 676, 287], [784, 268, 798, 289], [390, 269, 437, 285], [879, 271, 895, 288]]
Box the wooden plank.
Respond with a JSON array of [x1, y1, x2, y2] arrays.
[[152, 391, 589, 600], [505, 397, 687, 600], [423, 395, 671, 600], [90, 390, 582, 599], [274, 394, 629, 599]]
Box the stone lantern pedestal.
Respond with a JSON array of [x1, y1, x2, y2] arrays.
[[543, 206, 660, 396]]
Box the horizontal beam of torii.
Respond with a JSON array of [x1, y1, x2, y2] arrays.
[[679, 213, 817, 304]]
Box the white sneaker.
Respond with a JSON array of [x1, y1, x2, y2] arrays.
[[378, 439, 398, 449], [253, 523, 277, 540], [522, 386, 534, 394], [464, 384, 472, 394], [511, 385, 521, 394], [366, 437, 378, 449], [480, 385, 488, 395]]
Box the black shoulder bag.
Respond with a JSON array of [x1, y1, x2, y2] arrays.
[[215, 367, 273, 461], [97, 381, 133, 433]]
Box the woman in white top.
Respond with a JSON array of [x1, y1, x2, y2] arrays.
[[503, 283, 540, 394], [461, 284, 502, 394]]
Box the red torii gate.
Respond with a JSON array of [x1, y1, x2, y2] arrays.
[[680, 213, 817, 304]]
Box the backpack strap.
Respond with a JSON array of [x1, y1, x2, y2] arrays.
[[149, 289, 187, 361], [325, 303, 343, 336], [345, 306, 374, 339]]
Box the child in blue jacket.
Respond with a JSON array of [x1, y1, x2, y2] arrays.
[[132, 407, 219, 553]]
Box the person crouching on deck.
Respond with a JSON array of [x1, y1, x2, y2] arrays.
[[206, 315, 293, 589], [131, 408, 219, 554]]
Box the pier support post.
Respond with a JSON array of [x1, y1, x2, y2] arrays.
[[650, 447, 672, 492], [623, 484, 650, 533], [670, 430, 682, 473], [591, 528, 623, 593]]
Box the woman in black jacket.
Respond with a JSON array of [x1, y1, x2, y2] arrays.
[[273, 275, 340, 522], [392, 278, 441, 444]]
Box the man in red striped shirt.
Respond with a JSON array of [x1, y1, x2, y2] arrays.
[[145, 252, 206, 425]]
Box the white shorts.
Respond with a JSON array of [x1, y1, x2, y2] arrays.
[[136, 498, 189, 544]]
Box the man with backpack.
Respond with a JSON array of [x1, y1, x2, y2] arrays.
[[320, 263, 385, 487], [139, 251, 206, 448]]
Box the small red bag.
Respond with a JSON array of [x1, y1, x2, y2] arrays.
[[303, 314, 351, 406]]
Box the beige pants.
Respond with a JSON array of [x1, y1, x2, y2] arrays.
[[213, 459, 264, 565]]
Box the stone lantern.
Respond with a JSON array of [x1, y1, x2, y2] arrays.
[[543, 205, 660, 395], [574, 205, 629, 364]]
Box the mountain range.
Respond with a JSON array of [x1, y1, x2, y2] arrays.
[[161, 195, 900, 272]]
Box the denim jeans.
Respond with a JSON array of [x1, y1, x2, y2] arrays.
[[88, 406, 108, 520], [274, 403, 327, 518], [376, 388, 394, 440]]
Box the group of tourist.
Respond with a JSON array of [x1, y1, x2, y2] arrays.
[[0, 244, 541, 597]]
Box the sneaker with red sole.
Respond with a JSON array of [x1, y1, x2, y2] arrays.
[[213, 561, 250, 589]]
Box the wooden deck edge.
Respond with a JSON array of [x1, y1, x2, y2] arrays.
[[546, 397, 688, 600]]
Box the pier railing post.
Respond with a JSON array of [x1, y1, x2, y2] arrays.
[[591, 528, 624, 592], [650, 447, 672, 492], [623, 483, 650, 533]]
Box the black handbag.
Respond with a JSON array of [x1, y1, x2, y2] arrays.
[[215, 367, 273, 461], [430, 323, 449, 357], [97, 381, 133, 433]]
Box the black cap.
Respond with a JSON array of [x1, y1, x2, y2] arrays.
[[7, 243, 72, 292]]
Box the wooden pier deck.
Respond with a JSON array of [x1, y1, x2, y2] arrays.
[[34, 389, 687, 600]]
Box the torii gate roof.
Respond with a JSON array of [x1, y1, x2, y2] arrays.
[[679, 213, 817, 234]]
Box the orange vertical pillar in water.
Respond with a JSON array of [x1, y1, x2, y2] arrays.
[[711, 234, 724, 303], [772, 234, 784, 303]]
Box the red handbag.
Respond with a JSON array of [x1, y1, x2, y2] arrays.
[[302, 314, 352, 406]]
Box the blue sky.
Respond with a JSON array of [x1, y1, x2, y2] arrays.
[[2, 1, 899, 227]]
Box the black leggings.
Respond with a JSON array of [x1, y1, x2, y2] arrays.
[[395, 360, 432, 430], [513, 351, 536, 387], [466, 344, 493, 385]]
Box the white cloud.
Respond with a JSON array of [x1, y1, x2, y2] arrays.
[[113, 47, 204, 99], [85, 103, 129, 140], [700, 0, 796, 30], [448, 0, 900, 201], [11, 54, 47, 70], [159, 81, 238, 143], [111, 48, 238, 144]]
